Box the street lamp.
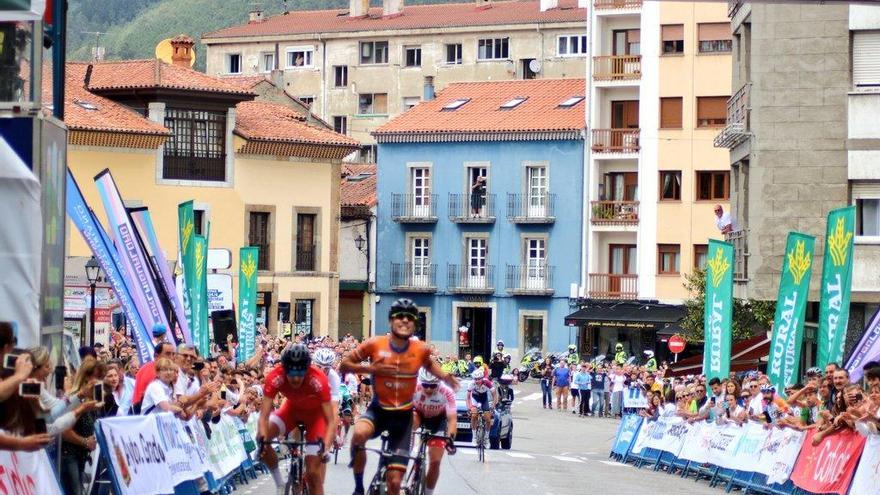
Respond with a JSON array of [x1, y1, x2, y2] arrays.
[[85, 256, 102, 347], [354, 233, 366, 252]]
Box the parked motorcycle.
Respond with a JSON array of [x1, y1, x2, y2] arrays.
[[514, 348, 543, 383]]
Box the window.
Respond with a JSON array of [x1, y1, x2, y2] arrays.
[[404, 46, 422, 67], [853, 31, 880, 88], [286, 46, 314, 68], [477, 37, 509, 60], [294, 299, 314, 338], [410, 237, 432, 286], [442, 98, 470, 111], [694, 244, 708, 269], [696, 171, 730, 201], [296, 213, 317, 271], [226, 54, 241, 74], [658, 244, 680, 275], [333, 65, 348, 87], [445, 43, 462, 64], [193, 209, 205, 236], [163, 108, 227, 182], [403, 96, 420, 110], [558, 96, 585, 108], [659, 171, 681, 200], [248, 211, 271, 270], [261, 52, 275, 72], [360, 145, 377, 163], [857, 198, 880, 237], [661, 24, 684, 54], [660, 97, 683, 128], [466, 237, 488, 280], [557, 34, 587, 56], [524, 238, 547, 285], [332, 116, 347, 135], [698, 23, 732, 53], [360, 41, 389, 64], [358, 93, 388, 115], [500, 97, 528, 109], [696, 96, 728, 127], [298, 96, 315, 108]]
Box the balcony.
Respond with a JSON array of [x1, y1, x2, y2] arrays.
[[728, 0, 743, 18], [507, 193, 556, 223], [506, 264, 555, 296], [594, 0, 642, 10], [588, 273, 638, 300], [591, 129, 640, 154], [448, 193, 496, 223], [295, 243, 316, 271], [591, 201, 639, 226], [714, 83, 751, 149], [724, 229, 749, 282], [447, 264, 496, 294], [391, 194, 438, 223], [163, 155, 226, 182], [593, 55, 641, 82], [390, 262, 437, 293]]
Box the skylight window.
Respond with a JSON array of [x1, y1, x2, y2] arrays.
[[500, 97, 528, 109], [346, 173, 374, 182], [558, 96, 585, 108], [442, 98, 470, 111], [74, 99, 98, 111]]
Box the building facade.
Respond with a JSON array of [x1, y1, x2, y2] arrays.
[[373, 78, 585, 361], [338, 163, 378, 341], [202, 0, 588, 153], [63, 40, 359, 342], [716, 2, 880, 363]]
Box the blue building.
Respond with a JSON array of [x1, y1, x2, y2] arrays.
[[372, 78, 586, 362]]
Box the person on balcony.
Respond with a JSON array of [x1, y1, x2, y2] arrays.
[[714, 205, 733, 234], [470, 176, 486, 217]]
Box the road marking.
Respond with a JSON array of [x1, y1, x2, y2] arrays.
[[520, 392, 542, 401], [459, 449, 477, 455], [552, 456, 583, 463], [599, 460, 630, 467], [506, 452, 535, 459]]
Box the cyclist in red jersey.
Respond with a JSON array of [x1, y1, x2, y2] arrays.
[[258, 343, 336, 495], [340, 298, 458, 495]]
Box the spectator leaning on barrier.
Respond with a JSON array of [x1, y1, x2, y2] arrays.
[[60, 357, 107, 495], [131, 341, 176, 413]]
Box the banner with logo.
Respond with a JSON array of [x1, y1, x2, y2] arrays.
[[676, 421, 710, 464], [204, 414, 249, 478], [94, 170, 175, 346], [611, 414, 643, 457], [756, 426, 806, 485], [846, 306, 880, 383], [705, 422, 744, 469], [644, 415, 691, 456], [728, 421, 767, 472], [130, 208, 191, 346], [192, 235, 209, 356], [238, 247, 259, 361], [155, 413, 208, 485], [767, 232, 815, 394], [98, 414, 175, 495], [791, 429, 865, 495], [0, 447, 63, 494], [849, 434, 880, 495], [702, 239, 734, 380], [623, 386, 648, 409], [178, 201, 197, 348], [629, 418, 654, 456], [66, 170, 153, 363], [817, 207, 855, 369]]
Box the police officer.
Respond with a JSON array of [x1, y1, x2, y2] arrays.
[[566, 344, 579, 365], [644, 350, 657, 371], [614, 343, 627, 365]]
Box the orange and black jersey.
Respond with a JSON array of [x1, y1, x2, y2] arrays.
[[350, 335, 432, 411]]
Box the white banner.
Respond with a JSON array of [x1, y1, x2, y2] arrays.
[[156, 413, 209, 485], [0, 448, 63, 494], [99, 415, 176, 495], [623, 386, 648, 409], [677, 421, 711, 464], [630, 419, 654, 455], [755, 426, 806, 485], [644, 415, 691, 456], [706, 422, 744, 469], [729, 421, 767, 472], [204, 414, 248, 478], [850, 434, 880, 495]]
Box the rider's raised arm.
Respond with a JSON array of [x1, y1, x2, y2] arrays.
[[340, 339, 375, 375]]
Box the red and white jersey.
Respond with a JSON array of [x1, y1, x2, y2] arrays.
[[413, 383, 456, 419], [469, 377, 494, 395], [263, 364, 330, 413]]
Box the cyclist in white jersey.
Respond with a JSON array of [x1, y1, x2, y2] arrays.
[[412, 369, 457, 495], [314, 348, 343, 406], [467, 369, 497, 446]]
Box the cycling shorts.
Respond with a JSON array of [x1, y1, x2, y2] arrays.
[[269, 399, 326, 456], [419, 414, 449, 449], [357, 402, 413, 471], [470, 391, 492, 413]]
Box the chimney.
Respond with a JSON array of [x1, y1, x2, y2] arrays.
[[383, 0, 403, 17], [349, 0, 369, 18], [170, 35, 195, 68], [270, 69, 284, 89], [249, 9, 264, 23], [475, 0, 492, 10], [423, 76, 435, 102], [540, 0, 558, 12]]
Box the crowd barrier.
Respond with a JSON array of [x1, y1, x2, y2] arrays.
[[609, 414, 880, 495]]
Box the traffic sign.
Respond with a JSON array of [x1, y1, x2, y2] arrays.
[[668, 335, 686, 354]]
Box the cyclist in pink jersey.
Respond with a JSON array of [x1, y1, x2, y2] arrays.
[[412, 369, 457, 495]]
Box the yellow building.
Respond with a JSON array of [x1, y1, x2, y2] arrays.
[[63, 37, 360, 340]]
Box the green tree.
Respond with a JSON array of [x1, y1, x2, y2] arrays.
[[681, 268, 775, 343]]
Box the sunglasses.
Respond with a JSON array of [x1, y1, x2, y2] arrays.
[[390, 312, 417, 322], [422, 383, 438, 389], [286, 369, 307, 378]]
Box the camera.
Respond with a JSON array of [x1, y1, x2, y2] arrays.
[[220, 390, 227, 401], [3, 349, 24, 370], [93, 383, 104, 404], [19, 381, 42, 397]]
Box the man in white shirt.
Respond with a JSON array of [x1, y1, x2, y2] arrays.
[[715, 205, 733, 234]]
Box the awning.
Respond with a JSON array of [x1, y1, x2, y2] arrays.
[[667, 334, 770, 377], [565, 301, 685, 331]]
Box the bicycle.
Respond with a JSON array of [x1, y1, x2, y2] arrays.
[[404, 428, 455, 495], [260, 423, 325, 495], [356, 431, 420, 495], [332, 407, 353, 464], [473, 412, 488, 463]]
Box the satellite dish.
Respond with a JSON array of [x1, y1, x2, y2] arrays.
[[529, 59, 542, 74], [155, 38, 196, 67]]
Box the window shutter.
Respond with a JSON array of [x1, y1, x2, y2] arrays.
[[660, 97, 683, 128], [852, 182, 880, 199], [627, 29, 641, 43], [854, 31, 880, 87], [698, 96, 727, 120], [698, 23, 731, 41], [661, 24, 684, 41]]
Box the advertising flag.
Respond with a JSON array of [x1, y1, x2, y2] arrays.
[[702, 239, 734, 380], [238, 247, 259, 361], [790, 429, 865, 495], [767, 232, 815, 394], [178, 202, 197, 347], [130, 208, 191, 346], [192, 235, 209, 356], [816, 207, 855, 368], [845, 305, 880, 382]]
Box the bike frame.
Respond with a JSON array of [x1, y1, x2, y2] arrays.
[[405, 428, 455, 495], [261, 423, 325, 495]]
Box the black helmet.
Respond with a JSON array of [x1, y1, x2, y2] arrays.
[[281, 343, 311, 374], [389, 298, 419, 319]]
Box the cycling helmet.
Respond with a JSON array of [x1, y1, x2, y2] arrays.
[[389, 298, 419, 319], [471, 368, 485, 380], [313, 347, 336, 367], [496, 340, 505, 347], [281, 344, 311, 375], [805, 367, 822, 377], [418, 368, 440, 385], [644, 350, 655, 357], [473, 356, 484, 364], [568, 344, 576, 352], [503, 353, 511, 362], [499, 374, 514, 386], [615, 343, 624, 350]]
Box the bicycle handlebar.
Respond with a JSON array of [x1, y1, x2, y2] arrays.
[[258, 438, 326, 455]]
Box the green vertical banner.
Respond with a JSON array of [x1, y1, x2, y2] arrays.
[[178, 202, 197, 347], [767, 232, 816, 394], [238, 247, 259, 361], [817, 207, 856, 368], [192, 235, 209, 357], [702, 239, 734, 381]]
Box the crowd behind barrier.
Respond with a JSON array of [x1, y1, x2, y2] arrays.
[[609, 413, 880, 495]]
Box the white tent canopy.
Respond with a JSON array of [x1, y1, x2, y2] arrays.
[[0, 135, 41, 346]]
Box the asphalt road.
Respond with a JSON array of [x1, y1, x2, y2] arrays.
[[250, 381, 721, 495]]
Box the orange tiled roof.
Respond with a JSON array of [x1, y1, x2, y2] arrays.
[[235, 100, 360, 148], [222, 74, 271, 90], [204, 0, 585, 39], [374, 78, 585, 137], [341, 163, 377, 207], [84, 59, 254, 96]]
